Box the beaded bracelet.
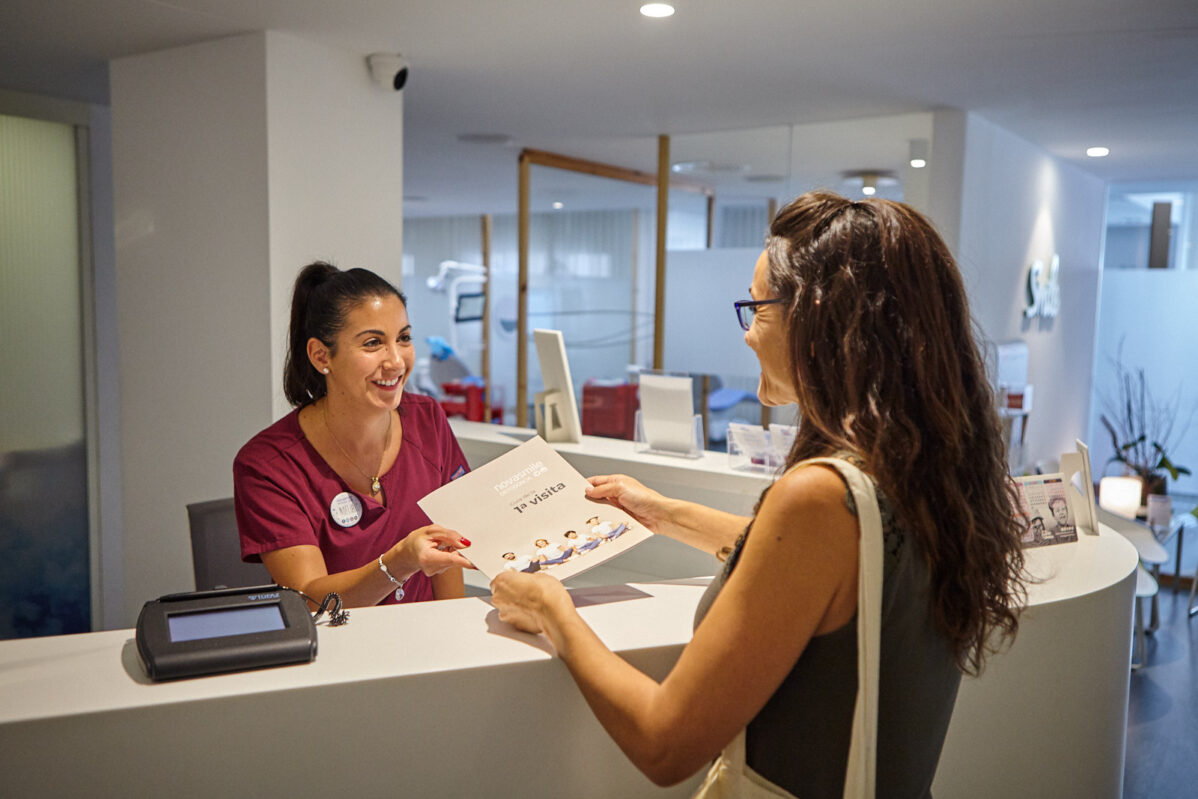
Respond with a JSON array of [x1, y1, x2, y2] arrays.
[[377, 555, 411, 601]]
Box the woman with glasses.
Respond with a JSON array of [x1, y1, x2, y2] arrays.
[[491, 191, 1024, 797]]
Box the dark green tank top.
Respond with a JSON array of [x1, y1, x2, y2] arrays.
[[693, 465, 961, 798]]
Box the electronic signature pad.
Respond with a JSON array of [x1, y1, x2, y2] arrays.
[[136, 585, 317, 681]]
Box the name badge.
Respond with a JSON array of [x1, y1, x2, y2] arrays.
[[330, 492, 363, 527]]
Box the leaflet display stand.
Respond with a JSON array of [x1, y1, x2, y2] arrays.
[[1060, 439, 1099, 536], [532, 329, 582, 444], [634, 410, 704, 459], [726, 422, 797, 473], [633, 372, 705, 458], [534, 389, 576, 444]]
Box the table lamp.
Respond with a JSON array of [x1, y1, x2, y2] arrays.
[[1098, 475, 1141, 520]]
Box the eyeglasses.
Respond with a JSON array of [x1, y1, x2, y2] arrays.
[[733, 298, 785, 331]]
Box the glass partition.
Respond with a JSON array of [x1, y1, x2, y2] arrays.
[[403, 113, 939, 437], [0, 113, 90, 638], [1104, 181, 1197, 271], [524, 164, 656, 428]]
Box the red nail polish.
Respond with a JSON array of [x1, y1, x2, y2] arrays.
[[461, 537, 472, 546]]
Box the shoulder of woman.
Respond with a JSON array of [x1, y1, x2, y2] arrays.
[[737, 461, 859, 604], [764, 462, 851, 516], [235, 409, 304, 468], [401, 391, 439, 419], [746, 463, 860, 557]]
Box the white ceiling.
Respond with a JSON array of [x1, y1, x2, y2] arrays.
[[3, 0, 1197, 217]]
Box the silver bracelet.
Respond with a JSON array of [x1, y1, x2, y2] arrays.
[[377, 555, 411, 601]]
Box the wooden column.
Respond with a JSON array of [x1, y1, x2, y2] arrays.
[[629, 211, 640, 367], [706, 194, 715, 249], [481, 213, 493, 423], [517, 153, 530, 427], [654, 134, 669, 370]]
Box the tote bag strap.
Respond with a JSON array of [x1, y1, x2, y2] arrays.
[[792, 457, 883, 799]]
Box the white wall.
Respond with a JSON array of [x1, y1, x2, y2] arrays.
[[111, 32, 405, 625], [956, 113, 1106, 471], [266, 31, 405, 420], [112, 34, 274, 624], [925, 109, 967, 253], [662, 246, 762, 382], [1089, 269, 1198, 495]]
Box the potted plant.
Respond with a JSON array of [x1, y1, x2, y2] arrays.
[[1099, 347, 1193, 502]]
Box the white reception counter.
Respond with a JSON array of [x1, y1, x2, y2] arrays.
[[0, 423, 1138, 798]]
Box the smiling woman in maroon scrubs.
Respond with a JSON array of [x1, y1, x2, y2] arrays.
[[234, 262, 473, 608]]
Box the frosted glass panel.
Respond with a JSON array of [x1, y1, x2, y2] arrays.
[[526, 164, 655, 428], [404, 178, 657, 430], [0, 113, 90, 638]]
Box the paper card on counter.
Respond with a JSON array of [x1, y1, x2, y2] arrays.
[[418, 436, 648, 582], [1013, 473, 1078, 548], [639, 373, 695, 453]]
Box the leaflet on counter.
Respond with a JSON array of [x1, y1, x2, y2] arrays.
[[1013, 473, 1078, 548], [417, 435, 648, 582]]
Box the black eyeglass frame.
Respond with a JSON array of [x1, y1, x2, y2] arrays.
[[733, 298, 785, 331]]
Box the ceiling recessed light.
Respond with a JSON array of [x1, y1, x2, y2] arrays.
[[640, 3, 675, 18], [671, 160, 749, 175], [908, 139, 929, 169], [1086, 146, 1110, 158], [552, 201, 564, 210], [841, 170, 895, 196]]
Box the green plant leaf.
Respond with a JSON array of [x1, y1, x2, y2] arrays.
[[1152, 445, 1190, 481]]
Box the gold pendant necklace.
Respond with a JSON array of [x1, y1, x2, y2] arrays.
[[323, 404, 391, 495]]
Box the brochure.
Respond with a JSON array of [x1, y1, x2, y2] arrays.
[[418, 436, 649, 582], [1013, 473, 1078, 548]]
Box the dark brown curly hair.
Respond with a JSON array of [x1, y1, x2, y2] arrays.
[[765, 191, 1024, 676]]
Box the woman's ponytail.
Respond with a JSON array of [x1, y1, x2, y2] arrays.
[[283, 261, 339, 406]]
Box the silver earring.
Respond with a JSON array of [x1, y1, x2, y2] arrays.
[[322, 368, 330, 374]]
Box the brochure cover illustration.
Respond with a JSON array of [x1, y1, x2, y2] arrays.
[[1013, 473, 1078, 548], [418, 436, 649, 582]]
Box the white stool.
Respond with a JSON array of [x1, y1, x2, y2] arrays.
[[1132, 564, 1159, 669], [1160, 512, 1194, 587], [1096, 507, 1169, 665]]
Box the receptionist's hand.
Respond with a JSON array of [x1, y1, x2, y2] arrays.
[[490, 571, 570, 635], [585, 474, 667, 534], [392, 524, 475, 577]]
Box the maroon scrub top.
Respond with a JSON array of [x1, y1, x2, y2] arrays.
[[233, 392, 470, 604]]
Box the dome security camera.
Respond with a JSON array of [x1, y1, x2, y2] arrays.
[[367, 53, 408, 91]]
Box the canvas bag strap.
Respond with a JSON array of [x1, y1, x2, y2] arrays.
[[795, 457, 883, 799]]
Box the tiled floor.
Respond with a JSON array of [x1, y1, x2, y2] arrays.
[[1124, 503, 1198, 797]]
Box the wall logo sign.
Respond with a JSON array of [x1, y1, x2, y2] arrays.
[[1024, 254, 1061, 320]]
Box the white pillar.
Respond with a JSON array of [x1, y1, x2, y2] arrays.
[[111, 31, 403, 624]]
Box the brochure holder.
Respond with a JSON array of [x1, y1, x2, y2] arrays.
[[535, 389, 576, 444], [1060, 439, 1099, 536], [634, 371, 704, 458], [726, 422, 797, 472], [633, 410, 704, 458]]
